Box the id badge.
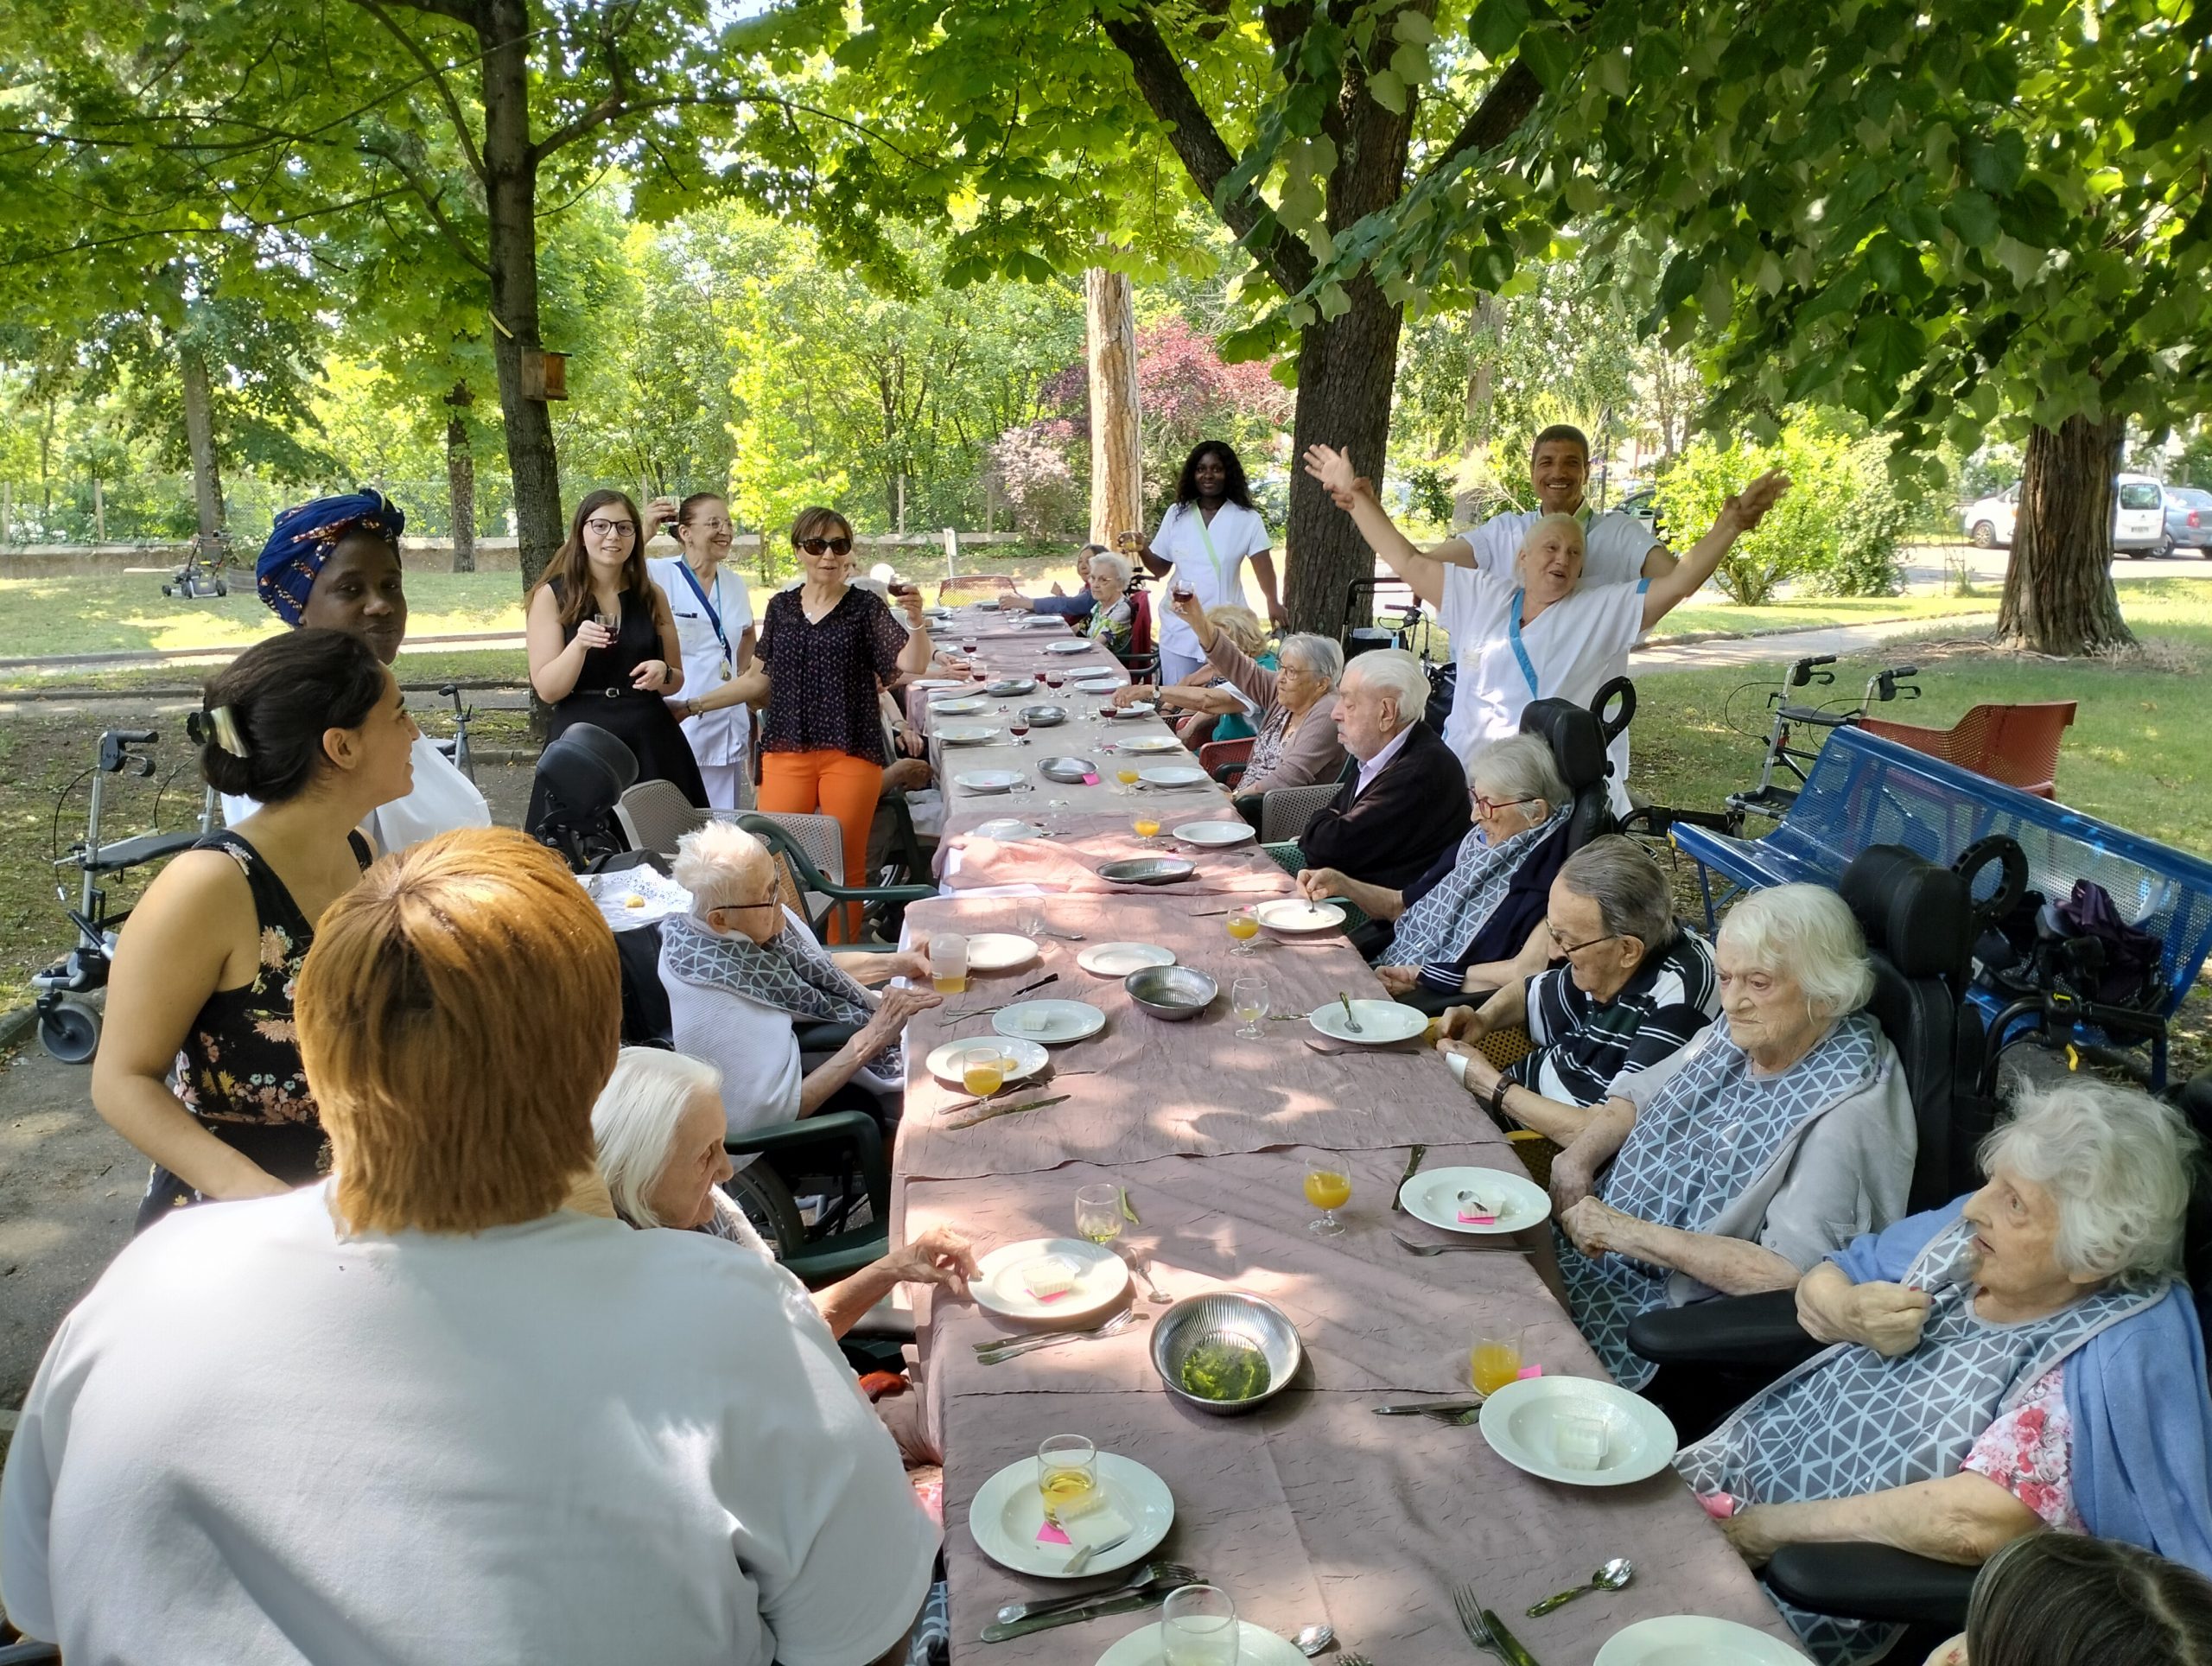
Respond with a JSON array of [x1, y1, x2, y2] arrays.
[[719, 656, 732, 680]]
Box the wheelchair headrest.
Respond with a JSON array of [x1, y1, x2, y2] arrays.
[[1591, 676, 1637, 745], [1519, 697, 1607, 791], [534, 722, 638, 826], [1840, 844, 1973, 985]]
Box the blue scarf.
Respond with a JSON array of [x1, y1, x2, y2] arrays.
[[256, 491, 405, 624]]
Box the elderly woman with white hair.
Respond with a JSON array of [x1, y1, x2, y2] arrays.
[[592, 1047, 976, 1339], [1300, 734, 1577, 1006], [1535, 882, 1915, 1391], [1684, 1080, 2212, 1666], [658, 819, 940, 1138], [1077, 549, 1137, 655], [1304, 441, 1788, 811]]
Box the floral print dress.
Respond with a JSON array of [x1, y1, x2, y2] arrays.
[[136, 830, 370, 1231]]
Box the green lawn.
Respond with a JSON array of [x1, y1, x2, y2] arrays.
[[1656, 594, 1996, 638], [1625, 579, 2212, 859]]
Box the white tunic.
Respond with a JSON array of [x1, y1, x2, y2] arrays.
[[221, 732, 491, 858], [1437, 569, 1649, 813], [648, 555, 755, 770], [1150, 500, 1272, 664]]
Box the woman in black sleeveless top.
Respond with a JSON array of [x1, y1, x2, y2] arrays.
[[89, 631, 418, 1230], [524, 488, 706, 832]]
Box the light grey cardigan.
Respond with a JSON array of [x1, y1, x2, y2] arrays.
[[1204, 633, 1347, 798]]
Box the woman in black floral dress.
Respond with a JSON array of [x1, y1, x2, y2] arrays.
[[90, 630, 418, 1230]]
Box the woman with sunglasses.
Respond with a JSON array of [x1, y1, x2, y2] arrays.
[[525, 489, 706, 832], [753, 507, 932, 939]]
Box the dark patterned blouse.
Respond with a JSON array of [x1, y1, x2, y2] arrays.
[[758, 586, 912, 766]]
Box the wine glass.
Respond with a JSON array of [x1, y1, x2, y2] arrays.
[[1074, 1184, 1123, 1247], [1225, 907, 1261, 957], [1133, 815, 1160, 848], [1010, 717, 1031, 747], [961, 638, 979, 657], [1303, 1156, 1351, 1237], [1161, 1585, 1239, 1666], [1230, 975, 1268, 1040], [960, 1046, 1008, 1111], [1045, 669, 1065, 690], [1115, 766, 1141, 798]]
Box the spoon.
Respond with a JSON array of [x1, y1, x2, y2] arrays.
[[1293, 1622, 1337, 1656], [1525, 1556, 1634, 1617]]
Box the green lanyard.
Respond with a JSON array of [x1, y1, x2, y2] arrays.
[[1184, 504, 1232, 592]]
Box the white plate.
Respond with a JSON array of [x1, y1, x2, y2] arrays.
[[994, 999, 1107, 1045], [1138, 766, 1208, 787], [1095, 1621, 1307, 1666], [973, 1237, 1130, 1321], [1308, 998, 1429, 1046], [925, 1036, 1051, 1090], [1593, 1616, 1809, 1665], [1071, 674, 1122, 689], [1047, 639, 1096, 656], [1253, 899, 1345, 934], [1116, 735, 1184, 754], [912, 677, 964, 690], [970, 818, 1046, 843], [1398, 1165, 1552, 1236], [930, 696, 988, 715], [1173, 821, 1254, 847], [1109, 703, 1157, 719], [955, 771, 1026, 793], [1478, 1374, 1680, 1487], [969, 1452, 1173, 1580], [939, 726, 1001, 746], [1077, 941, 1178, 977], [966, 932, 1040, 972]]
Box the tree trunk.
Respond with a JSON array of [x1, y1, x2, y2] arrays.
[[1085, 266, 1143, 544], [475, 0, 561, 595], [178, 337, 225, 543], [1284, 276, 1405, 640], [445, 384, 478, 575], [1452, 297, 1500, 525], [1997, 415, 2133, 656]]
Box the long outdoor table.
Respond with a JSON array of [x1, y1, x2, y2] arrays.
[[889, 889, 1808, 1663]]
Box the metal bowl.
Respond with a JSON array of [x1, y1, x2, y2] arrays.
[[1039, 754, 1099, 784], [1123, 963, 1217, 1021], [986, 677, 1038, 696], [1019, 704, 1069, 727], [1151, 1292, 1304, 1415], [1096, 856, 1196, 887]]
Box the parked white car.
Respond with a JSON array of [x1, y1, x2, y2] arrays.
[[1959, 474, 2170, 556]]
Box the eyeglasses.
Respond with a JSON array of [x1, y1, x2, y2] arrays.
[[584, 518, 636, 537], [1473, 793, 1538, 817], [798, 536, 854, 557], [1544, 919, 1619, 957], [714, 900, 783, 913]]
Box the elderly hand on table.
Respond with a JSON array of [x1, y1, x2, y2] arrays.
[[874, 1226, 979, 1298], [1112, 682, 1159, 709], [1559, 1195, 1647, 1260], [1437, 1038, 1502, 1101], [1295, 867, 1354, 905]]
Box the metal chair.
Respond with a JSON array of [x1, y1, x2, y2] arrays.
[[614, 779, 709, 859], [1259, 781, 1341, 845]]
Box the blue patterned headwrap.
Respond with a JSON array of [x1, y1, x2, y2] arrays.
[[256, 491, 405, 625]]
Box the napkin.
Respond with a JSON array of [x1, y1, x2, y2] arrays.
[[1034, 1492, 1133, 1550]]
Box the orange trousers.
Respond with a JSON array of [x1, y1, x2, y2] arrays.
[[757, 749, 884, 942]]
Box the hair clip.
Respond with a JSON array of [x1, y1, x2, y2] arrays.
[[207, 704, 249, 758]]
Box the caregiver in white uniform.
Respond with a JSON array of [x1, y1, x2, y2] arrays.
[[226, 490, 490, 855], [1304, 442, 1792, 814], [1130, 441, 1284, 688], [645, 492, 758, 811]]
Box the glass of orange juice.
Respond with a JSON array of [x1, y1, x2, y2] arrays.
[[1471, 1326, 1524, 1396], [930, 932, 969, 995], [1303, 1157, 1351, 1237], [1134, 815, 1160, 847], [960, 1046, 1007, 1110], [1115, 766, 1141, 796], [1225, 906, 1261, 957]]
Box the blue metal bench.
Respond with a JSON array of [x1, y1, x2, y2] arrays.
[[1671, 726, 2212, 1087]]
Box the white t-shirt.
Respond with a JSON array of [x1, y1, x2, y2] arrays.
[[649, 555, 755, 768], [1151, 500, 1272, 660], [1437, 567, 1649, 813], [0, 1184, 935, 1666], [221, 731, 491, 858], [1456, 505, 1659, 587]]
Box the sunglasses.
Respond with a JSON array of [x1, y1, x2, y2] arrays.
[[798, 536, 854, 557]]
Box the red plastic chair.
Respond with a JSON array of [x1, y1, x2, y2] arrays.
[[1858, 702, 2077, 798], [1125, 585, 1154, 657], [1198, 736, 1254, 785]]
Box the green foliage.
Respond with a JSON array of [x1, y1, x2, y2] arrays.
[[1656, 414, 1908, 605]]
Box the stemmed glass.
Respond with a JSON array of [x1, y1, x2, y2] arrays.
[[1133, 815, 1160, 848], [1225, 907, 1261, 957], [1010, 717, 1031, 747], [1230, 975, 1268, 1040], [1303, 1156, 1351, 1237]]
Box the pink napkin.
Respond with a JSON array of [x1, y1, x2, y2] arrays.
[[1035, 1522, 1074, 1547], [1456, 1210, 1498, 1225]]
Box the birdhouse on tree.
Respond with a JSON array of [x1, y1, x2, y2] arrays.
[[521, 349, 568, 402]]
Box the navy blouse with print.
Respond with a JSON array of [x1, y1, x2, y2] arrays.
[[758, 586, 910, 765]]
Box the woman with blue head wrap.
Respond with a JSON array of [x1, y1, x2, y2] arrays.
[[228, 491, 491, 855]]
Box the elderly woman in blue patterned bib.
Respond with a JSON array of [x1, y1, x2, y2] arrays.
[[1549, 882, 1916, 1390], [1681, 1080, 2212, 1666]]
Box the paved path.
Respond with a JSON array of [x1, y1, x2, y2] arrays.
[[1630, 614, 1986, 672]]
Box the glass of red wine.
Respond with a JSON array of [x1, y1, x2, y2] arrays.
[[1045, 670, 1065, 690], [1009, 718, 1031, 747], [961, 639, 978, 656]]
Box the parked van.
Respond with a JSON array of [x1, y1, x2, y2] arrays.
[[1961, 473, 2170, 556]]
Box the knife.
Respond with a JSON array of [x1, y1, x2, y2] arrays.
[[944, 1093, 1071, 1131], [979, 1586, 1167, 1642], [1009, 971, 1059, 999], [1481, 1606, 1543, 1666], [1389, 1143, 1427, 1212], [1372, 1401, 1485, 1416]]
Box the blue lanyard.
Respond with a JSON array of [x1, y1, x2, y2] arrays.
[[674, 560, 729, 666], [1505, 588, 1541, 702]]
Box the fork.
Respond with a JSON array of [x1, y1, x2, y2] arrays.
[[1452, 1586, 1505, 1663], [1340, 1656, 1376, 1666], [975, 1308, 1141, 1364], [1336, 991, 1363, 1033], [1391, 1233, 1535, 1256]]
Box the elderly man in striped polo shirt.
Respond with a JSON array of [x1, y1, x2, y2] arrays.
[[1436, 836, 1720, 1207]]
